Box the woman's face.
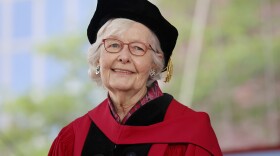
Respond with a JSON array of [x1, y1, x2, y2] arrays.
[[98, 22, 155, 93]]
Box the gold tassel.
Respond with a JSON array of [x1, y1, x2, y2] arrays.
[[164, 58, 173, 83]]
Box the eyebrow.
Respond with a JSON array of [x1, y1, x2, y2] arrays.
[[106, 35, 150, 44], [106, 35, 119, 39]]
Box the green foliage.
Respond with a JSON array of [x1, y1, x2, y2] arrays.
[[0, 33, 102, 155]]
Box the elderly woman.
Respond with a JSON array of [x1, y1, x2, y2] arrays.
[[48, 0, 222, 156]]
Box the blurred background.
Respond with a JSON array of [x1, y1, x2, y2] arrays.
[[0, 0, 279, 155]]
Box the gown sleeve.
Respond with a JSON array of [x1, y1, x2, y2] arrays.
[[48, 123, 75, 156], [184, 144, 213, 156], [163, 144, 212, 156]]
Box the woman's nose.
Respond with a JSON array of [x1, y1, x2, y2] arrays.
[[117, 46, 131, 63]]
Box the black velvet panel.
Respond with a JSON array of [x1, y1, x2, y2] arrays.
[[82, 123, 115, 156], [82, 94, 173, 156], [125, 93, 173, 126]]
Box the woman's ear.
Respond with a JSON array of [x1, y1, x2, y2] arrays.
[[156, 52, 164, 60], [156, 53, 164, 67], [96, 59, 100, 66], [151, 53, 163, 71]]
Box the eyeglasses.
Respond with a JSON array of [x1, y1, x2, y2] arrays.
[[102, 38, 156, 56]]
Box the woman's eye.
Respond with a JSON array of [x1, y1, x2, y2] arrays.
[[134, 46, 144, 51], [110, 43, 120, 48]]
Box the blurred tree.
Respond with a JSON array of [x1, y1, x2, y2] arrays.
[[0, 35, 105, 155]]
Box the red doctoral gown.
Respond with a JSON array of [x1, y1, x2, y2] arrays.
[[49, 94, 223, 156]]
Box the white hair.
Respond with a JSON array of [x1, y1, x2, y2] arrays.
[[87, 18, 165, 87]]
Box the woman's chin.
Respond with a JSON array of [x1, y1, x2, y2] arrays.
[[107, 80, 135, 91], [108, 86, 133, 93], [104, 73, 147, 92]]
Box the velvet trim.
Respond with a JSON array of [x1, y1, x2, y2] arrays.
[[81, 94, 173, 155], [87, 94, 222, 155]]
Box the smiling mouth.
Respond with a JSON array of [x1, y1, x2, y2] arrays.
[[112, 69, 135, 74]]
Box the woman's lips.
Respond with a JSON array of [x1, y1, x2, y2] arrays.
[[112, 68, 135, 74]]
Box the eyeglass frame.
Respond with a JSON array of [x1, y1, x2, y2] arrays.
[[101, 38, 157, 56]]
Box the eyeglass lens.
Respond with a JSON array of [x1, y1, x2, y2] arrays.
[[103, 39, 148, 56]]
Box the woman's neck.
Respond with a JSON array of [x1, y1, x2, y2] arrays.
[[108, 87, 147, 120]]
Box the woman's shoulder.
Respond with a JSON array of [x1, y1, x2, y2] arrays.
[[48, 121, 76, 155], [166, 97, 211, 122], [165, 98, 223, 155], [48, 114, 92, 156]]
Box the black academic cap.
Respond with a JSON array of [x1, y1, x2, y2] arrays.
[[87, 0, 178, 68]]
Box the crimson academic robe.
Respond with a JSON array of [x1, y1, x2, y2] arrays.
[[49, 94, 223, 156]]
